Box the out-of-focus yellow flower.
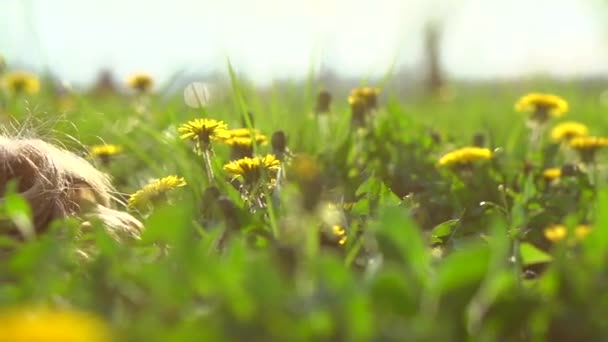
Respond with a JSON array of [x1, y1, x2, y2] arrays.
[[227, 128, 262, 137], [544, 224, 592, 244], [348, 86, 381, 128], [178, 118, 229, 150], [569, 136, 608, 163], [438, 147, 492, 167], [332, 224, 348, 245], [126, 73, 153, 93], [290, 154, 321, 182], [569, 136, 608, 151], [128, 175, 187, 210], [89, 144, 123, 163], [551, 121, 588, 142], [542, 167, 561, 181], [515, 93, 568, 120], [221, 128, 268, 147], [544, 224, 567, 243], [2, 71, 40, 95], [575, 225, 592, 240], [223, 154, 281, 184], [0, 306, 112, 342], [349, 87, 380, 109]]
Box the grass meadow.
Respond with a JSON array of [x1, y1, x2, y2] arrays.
[[2, 64, 608, 341]]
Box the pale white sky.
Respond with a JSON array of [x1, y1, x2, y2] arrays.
[[1, 0, 607, 85]]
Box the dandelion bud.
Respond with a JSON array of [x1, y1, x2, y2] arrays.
[[271, 130, 287, 155], [315, 90, 332, 114], [561, 164, 578, 177], [429, 130, 442, 145], [472, 132, 485, 147]]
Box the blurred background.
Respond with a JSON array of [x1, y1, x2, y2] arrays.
[[1, 0, 608, 88]]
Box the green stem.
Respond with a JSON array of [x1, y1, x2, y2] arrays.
[[202, 149, 215, 183]]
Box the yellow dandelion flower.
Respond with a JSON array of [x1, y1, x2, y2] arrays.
[[544, 224, 567, 243], [221, 128, 268, 146], [2, 71, 40, 95], [332, 224, 348, 245], [348, 86, 381, 127], [515, 93, 569, 119], [128, 175, 187, 210], [569, 136, 608, 163], [575, 225, 592, 241], [438, 147, 492, 167], [349, 86, 380, 107], [0, 306, 112, 342], [178, 118, 230, 149], [551, 121, 589, 142], [569, 136, 608, 151], [89, 144, 123, 163], [229, 136, 268, 146], [126, 73, 153, 93], [227, 128, 262, 137], [542, 167, 561, 181], [223, 154, 281, 184], [347, 93, 366, 106]]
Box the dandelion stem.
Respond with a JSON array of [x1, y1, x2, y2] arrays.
[[591, 161, 600, 189], [528, 122, 546, 153], [202, 149, 215, 183]]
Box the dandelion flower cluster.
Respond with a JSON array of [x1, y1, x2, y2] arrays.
[[515, 93, 569, 121], [551, 121, 588, 142], [223, 154, 281, 184], [128, 175, 187, 210], [127, 73, 154, 93], [438, 147, 492, 167], [2, 71, 40, 95], [544, 224, 591, 244], [0, 306, 112, 342]]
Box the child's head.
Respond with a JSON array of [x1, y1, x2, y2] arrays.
[[0, 135, 141, 240]]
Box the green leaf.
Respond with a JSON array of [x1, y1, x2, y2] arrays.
[[585, 189, 608, 267], [371, 206, 429, 283], [141, 204, 194, 244], [431, 219, 459, 240], [519, 242, 552, 266], [436, 244, 490, 293]]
